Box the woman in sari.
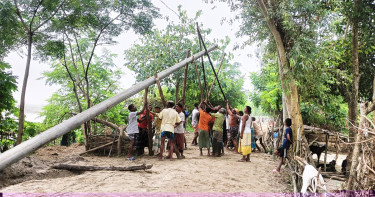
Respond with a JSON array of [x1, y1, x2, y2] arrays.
[[238, 106, 252, 162]]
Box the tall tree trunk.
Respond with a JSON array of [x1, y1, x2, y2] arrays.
[[257, 0, 304, 144], [347, 102, 365, 190], [346, 0, 361, 178], [372, 76, 375, 124], [348, 0, 360, 140], [16, 33, 33, 145]]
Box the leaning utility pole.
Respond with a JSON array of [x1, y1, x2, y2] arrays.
[[0, 45, 218, 171]]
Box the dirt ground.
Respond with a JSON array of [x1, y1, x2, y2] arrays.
[[0, 132, 294, 193]]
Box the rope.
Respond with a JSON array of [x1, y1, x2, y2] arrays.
[[196, 23, 227, 101]]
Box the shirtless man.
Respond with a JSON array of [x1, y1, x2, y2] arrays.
[[226, 100, 240, 154]]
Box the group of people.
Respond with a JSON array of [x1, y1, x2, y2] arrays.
[[126, 99, 293, 172], [126, 101, 187, 161]]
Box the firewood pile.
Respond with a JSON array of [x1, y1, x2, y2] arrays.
[[86, 134, 130, 156]]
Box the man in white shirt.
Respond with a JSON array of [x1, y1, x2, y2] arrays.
[[126, 104, 144, 161], [174, 103, 185, 158], [191, 103, 199, 145], [157, 101, 181, 161]]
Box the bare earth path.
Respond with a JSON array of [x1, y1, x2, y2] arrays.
[[1, 132, 291, 193]]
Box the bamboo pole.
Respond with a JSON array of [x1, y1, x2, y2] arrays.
[[324, 133, 329, 172], [196, 24, 227, 101], [207, 53, 226, 99], [181, 51, 191, 106], [144, 87, 153, 156], [0, 45, 218, 171], [193, 59, 204, 101], [174, 81, 180, 105], [181, 50, 190, 106], [154, 73, 166, 108], [79, 139, 119, 155]]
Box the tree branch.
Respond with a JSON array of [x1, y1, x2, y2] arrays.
[[85, 13, 122, 76], [33, 0, 65, 32], [30, 0, 44, 30], [91, 117, 120, 133], [13, 0, 29, 32]]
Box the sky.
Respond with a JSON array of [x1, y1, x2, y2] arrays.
[[4, 0, 262, 122]]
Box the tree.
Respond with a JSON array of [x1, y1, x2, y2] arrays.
[[235, 0, 337, 144], [125, 7, 246, 109], [8, 0, 65, 145], [0, 0, 23, 60], [35, 0, 159, 149], [41, 48, 126, 144]]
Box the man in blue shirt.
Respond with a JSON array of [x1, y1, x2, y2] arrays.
[[273, 118, 293, 173]]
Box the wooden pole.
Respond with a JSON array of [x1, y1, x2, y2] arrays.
[[196, 23, 227, 101], [207, 53, 226, 99], [144, 87, 153, 156], [174, 81, 180, 105], [154, 73, 166, 108], [53, 163, 153, 171], [181, 51, 191, 106], [334, 132, 339, 162], [296, 125, 301, 154], [193, 59, 204, 101], [324, 133, 329, 172], [79, 139, 119, 155], [117, 127, 125, 156], [197, 23, 208, 98], [0, 44, 218, 171]]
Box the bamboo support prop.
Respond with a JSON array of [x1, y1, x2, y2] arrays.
[[144, 87, 154, 156], [193, 58, 205, 101], [197, 24, 208, 99], [207, 53, 226, 99], [79, 139, 119, 155], [181, 50, 191, 106], [154, 73, 166, 108], [196, 23, 227, 101], [0, 45, 218, 171], [324, 133, 329, 172]]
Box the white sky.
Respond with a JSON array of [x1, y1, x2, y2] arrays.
[[4, 0, 261, 122]]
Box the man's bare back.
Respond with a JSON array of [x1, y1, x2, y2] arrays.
[[229, 113, 239, 127]]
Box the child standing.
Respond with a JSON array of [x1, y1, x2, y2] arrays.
[[273, 118, 293, 172]]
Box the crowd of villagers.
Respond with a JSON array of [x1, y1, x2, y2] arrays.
[[126, 99, 293, 172]]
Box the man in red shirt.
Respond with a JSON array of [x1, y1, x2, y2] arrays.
[[136, 104, 153, 156]]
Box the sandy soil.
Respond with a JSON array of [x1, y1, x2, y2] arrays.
[[0, 132, 292, 193]]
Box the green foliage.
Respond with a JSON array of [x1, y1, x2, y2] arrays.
[[125, 6, 246, 110], [0, 62, 18, 113], [41, 47, 125, 131], [0, 0, 23, 59], [250, 53, 281, 115], [235, 0, 375, 131], [0, 61, 18, 151], [300, 96, 348, 131]]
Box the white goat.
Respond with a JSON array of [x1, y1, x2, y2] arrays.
[[301, 164, 327, 193]]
